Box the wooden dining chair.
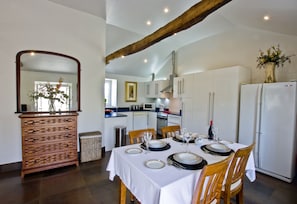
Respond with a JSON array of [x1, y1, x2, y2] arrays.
[[192, 153, 234, 204], [221, 143, 255, 204], [161, 125, 181, 139], [128, 128, 156, 144]]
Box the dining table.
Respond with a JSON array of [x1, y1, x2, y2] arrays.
[[106, 137, 256, 204]]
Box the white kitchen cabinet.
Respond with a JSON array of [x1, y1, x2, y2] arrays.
[[121, 112, 133, 132], [192, 66, 251, 141], [147, 112, 157, 129], [167, 114, 182, 126], [104, 116, 128, 151], [173, 74, 194, 98], [133, 111, 148, 130], [144, 80, 169, 98], [180, 97, 194, 131]]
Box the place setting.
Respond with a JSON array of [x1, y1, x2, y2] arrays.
[[172, 128, 198, 144], [201, 143, 234, 156], [140, 132, 171, 151], [167, 152, 207, 170]]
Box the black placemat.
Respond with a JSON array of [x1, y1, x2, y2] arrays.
[[141, 143, 171, 151], [201, 144, 234, 156], [167, 154, 207, 170], [172, 136, 195, 143]]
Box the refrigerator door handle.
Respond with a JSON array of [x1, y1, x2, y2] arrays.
[[212, 92, 215, 122], [208, 92, 211, 123]]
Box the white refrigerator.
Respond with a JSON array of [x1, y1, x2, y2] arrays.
[[238, 82, 297, 183]]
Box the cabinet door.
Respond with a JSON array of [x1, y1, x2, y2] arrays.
[[104, 117, 128, 151], [181, 97, 194, 131], [212, 68, 239, 142], [145, 80, 169, 98], [144, 82, 152, 97], [147, 112, 157, 129], [122, 112, 133, 132], [193, 71, 213, 134], [173, 75, 193, 98], [133, 112, 148, 130]]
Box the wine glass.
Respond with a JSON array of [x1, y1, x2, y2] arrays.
[[184, 132, 192, 152], [212, 127, 219, 142], [143, 132, 152, 152], [180, 128, 187, 145]]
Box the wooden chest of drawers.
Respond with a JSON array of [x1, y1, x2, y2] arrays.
[[19, 113, 79, 177]]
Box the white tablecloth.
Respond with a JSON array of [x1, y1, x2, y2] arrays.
[[106, 138, 255, 204]]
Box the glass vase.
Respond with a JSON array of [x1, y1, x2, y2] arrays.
[[48, 99, 56, 113]]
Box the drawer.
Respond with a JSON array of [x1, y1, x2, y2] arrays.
[[22, 124, 76, 136], [22, 116, 76, 128], [167, 114, 182, 125], [23, 140, 77, 156], [22, 150, 77, 169], [22, 131, 77, 145]]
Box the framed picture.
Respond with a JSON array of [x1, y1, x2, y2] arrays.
[[125, 81, 137, 102]]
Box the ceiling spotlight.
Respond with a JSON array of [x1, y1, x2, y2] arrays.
[[121, 55, 125, 58], [144, 59, 148, 63], [146, 20, 151, 26], [30, 52, 35, 56], [164, 7, 169, 13], [263, 15, 270, 21]]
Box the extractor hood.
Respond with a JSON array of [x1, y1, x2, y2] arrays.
[[160, 51, 177, 93]]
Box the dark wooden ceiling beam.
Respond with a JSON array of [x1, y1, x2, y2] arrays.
[[105, 0, 232, 64]]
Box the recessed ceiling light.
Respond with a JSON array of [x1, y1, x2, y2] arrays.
[[30, 52, 35, 56], [144, 59, 148, 63], [146, 20, 151, 26], [164, 7, 169, 13], [121, 55, 125, 58], [263, 15, 270, 21]]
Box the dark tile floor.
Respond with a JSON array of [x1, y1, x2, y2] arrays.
[[0, 152, 296, 204]]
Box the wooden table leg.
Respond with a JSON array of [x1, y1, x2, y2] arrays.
[[120, 180, 127, 204]]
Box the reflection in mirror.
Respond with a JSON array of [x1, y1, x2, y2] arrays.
[[16, 50, 81, 113]]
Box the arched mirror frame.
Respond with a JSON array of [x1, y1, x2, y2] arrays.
[[16, 50, 81, 113]]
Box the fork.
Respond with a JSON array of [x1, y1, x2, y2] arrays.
[[167, 158, 186, 169]]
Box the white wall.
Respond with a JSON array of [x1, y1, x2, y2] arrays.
[[176, 26, 297, 83], [105, 73, 152, 107], [0, 0, 105, 164]]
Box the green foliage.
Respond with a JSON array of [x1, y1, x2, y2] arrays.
[[30, 78, 69, 104], [256, 45, 295, 68]]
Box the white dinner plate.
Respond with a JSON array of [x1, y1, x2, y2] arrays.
[[176, 135, 184, 140], [144, 159, 165, 169], [219, 140, 233, 145], [125, 148, 143, 154], [173, 152, 202, 165], [206, 143, 231, 153], [149, 140, 167, 148]]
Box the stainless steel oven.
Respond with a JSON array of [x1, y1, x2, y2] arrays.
[[157, 113, 168, 136]]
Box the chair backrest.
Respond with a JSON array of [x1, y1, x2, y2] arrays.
[[161, 125, 181, 139], [128, 128, 156, 144], [224, 143, 255, 196], [192, 153, 234, 204]]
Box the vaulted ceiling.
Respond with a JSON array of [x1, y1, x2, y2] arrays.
[[48, 0, 297, 77]]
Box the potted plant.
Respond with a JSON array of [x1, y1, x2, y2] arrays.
[[256, 45, 295, 83]]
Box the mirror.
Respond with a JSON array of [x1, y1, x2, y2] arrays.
[[16, 50, 81, 113]]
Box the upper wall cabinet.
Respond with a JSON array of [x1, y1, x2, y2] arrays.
[[16, 50, 81, 113], [173, 74, 194, 98], [144, 80, 169, 98]]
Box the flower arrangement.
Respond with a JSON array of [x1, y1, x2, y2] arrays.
[[256, 45, 294, 68], [30, 77, 69, 105]]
